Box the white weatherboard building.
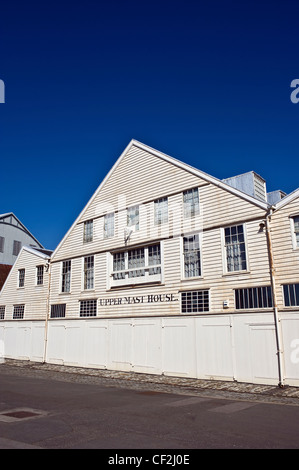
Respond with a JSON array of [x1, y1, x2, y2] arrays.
[[1, 140, 299, 387]]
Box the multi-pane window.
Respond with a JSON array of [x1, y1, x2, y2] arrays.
[[13, 240, 21, 256], [0, 306, 5, 320], [13, 304, 25, 319], [104, 213, 114, 238], [224, 224, 247, 272], [127, 206, 139, 231], [111, 244, 161, 286], [154, 197, 168, 225], [183, 188, 199, 218], [50, 304, 66, 318], [83, 219, 93, 243], [183, 235, 201, 278], [283, 284, 299, 307], [36, 265, 44, 285], [235, 286, 273, 310], [18, 269, 25, 288], [293, 216, 299, 248], [84, 255, 94, 289], [61, 260, 71, 293], [0, 236, 4, 253], [181, 290, 209, 313], [80, 299, 97, 317]]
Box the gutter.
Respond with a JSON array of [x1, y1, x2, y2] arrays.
[[43, 261, 51, 363], [265, 208, 285, 388]]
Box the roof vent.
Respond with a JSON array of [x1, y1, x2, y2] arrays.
[[222, 171, 267, 202]]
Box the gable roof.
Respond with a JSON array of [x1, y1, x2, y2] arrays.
[[0, 264, 12, 291], [273, 187, 299, 211], [52, 139, 271, 258], [0, 212, 44, 248]]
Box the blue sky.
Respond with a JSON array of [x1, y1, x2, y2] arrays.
[[0, 0, 299, 250]]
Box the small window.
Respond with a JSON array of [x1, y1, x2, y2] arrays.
[[13, 304, 25, 319], [50, 304, 66, 318], [154, 198, 168, 225], [181, 290, 209, 313], [84, 255, 94, 290], [183, 188, 199, 218], [104, 213, 114, 238], [83, 220, 93, 243], [183, 234, 201, 278], [224, 224, 247, 272], [13, 240, 21, 256], [127, 206, 139, 231], [293, 216, 299, 248], [36, 265, 44, 285], [235, 286, 273, 309], [80, 299, 97, 317], [283, 284, 299, 307], [0, 236, 4, 253], [0, 306, 5, 320], [61, 260, 71, 293], [18, 269, 25, 288]]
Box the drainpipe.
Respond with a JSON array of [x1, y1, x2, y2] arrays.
[[43, 261, 51, 363], [265, 209, 285, 388]]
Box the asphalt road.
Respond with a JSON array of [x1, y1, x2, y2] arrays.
[[0, 361, 299, 453]]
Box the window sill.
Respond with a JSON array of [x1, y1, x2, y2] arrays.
[[222, 270, 250, 277]]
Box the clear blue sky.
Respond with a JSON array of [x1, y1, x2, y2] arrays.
[[0, 0, 299, 250]]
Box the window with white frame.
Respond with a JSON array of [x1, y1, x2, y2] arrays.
[[127, 205, 139, 231], [235, 286, 273, 309], [183, 234, 201, 278], [224, 224, 247, 272], [183, 188, 199, 218], [50, 304, 66, 318], [80, 299, 97, 317], [0, 306, 5, 320], [13, 304, 24, 319], [83, 219, 93, 243], [18, 269, 25, 288], [61, 260, 71, 293], [292, 216, 299, 248], [111, 243, 162, 286], [84, 255, 94, 290], [36, 265, 44, 285], [104, 213, 114, 238], [283, 283, 299, 307], [154, 197, 168, 225], [181, 290, 209, 313]]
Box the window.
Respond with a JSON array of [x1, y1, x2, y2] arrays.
[[224, 224, 247, 272], [111, 244, 162, 286], [104, 213, 114, 238], [13, 304, 24, 319], [36, 265, 44, 285], [61, 260, 71, 293], [127, 206, 139, 231], [80, 299, 97, 317], [235, 286, 273, 309], [283, 284, 299, 307], [50, 304, 66, 318], [0, 306, 5, 320], [293, 216, 299, 248], [154, 197, 168, 225], [18, 269, 25, 288], [181, 290, 209, 313], [84, 255, 94, 290], [13, 240, 21, 256], [0, 236, 4, 253], [83, 220, 93, 243], [183, 234, 201, 278], [183, 188, 199, 218]]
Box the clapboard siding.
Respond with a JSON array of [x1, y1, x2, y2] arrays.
[[0, 248, 50, 321]]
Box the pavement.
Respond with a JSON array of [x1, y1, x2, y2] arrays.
[[2, 358, 299, 406]]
